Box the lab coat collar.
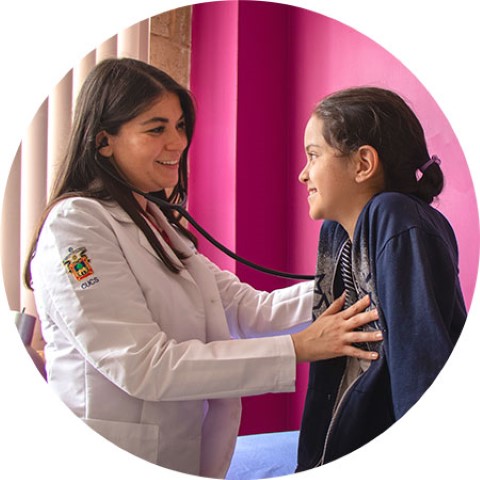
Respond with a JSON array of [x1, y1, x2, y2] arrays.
[[103, 200, 197, 280], [102, 200, 134, 224]]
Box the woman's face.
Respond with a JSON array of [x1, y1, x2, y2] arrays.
[[298, 115, 357, 222], [105, 92, 188, 193]]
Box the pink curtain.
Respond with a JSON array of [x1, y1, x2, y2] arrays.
[[189, 0, 478, 435]]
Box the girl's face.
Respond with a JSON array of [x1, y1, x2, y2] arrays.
[[299, 115, 357, 223], [104, 92, 188, 194]]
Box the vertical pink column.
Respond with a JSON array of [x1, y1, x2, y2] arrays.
[[189, 1, 239, 273], [235, 2, 298, 435], [190, 1, 298, 435], [235, 1, 300, 291]]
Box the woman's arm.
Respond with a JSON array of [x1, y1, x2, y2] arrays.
[[33, 199, 299, 401], [199, 253, 314, 338]]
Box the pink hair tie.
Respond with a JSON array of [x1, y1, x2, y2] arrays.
[[419, 154, 441, 173]]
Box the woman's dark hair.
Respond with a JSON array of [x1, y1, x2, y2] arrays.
[[24, 57, 197, 289], [313, 86, 444, 204]]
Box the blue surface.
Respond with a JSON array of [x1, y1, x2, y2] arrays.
[[226, 431, 299, 480]]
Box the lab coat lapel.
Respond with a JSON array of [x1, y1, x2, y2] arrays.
[[144, 204, 231, 341], [106, 201, 196, 286]]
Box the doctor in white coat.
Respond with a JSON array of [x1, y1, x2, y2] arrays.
[[25, 58, 382, 478]]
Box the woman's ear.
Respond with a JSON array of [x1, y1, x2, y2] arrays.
[[95, 131, 113, 157], [354, 145, 382, 184]]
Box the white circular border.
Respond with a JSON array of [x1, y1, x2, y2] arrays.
[[1, 1, 478, 479]]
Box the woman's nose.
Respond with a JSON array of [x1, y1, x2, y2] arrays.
[[166, 129, 187, 151]]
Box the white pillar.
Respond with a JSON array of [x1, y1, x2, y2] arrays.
[[117, 19, 150, 61], [47, 70, 73, 193], [20, 99, 49, 317], [1, 145, 22, 311], [72, 49, 96, 109], [96, 34, 118, 62]]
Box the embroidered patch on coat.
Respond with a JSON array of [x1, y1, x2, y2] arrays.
[[63, 247, 94, 281]]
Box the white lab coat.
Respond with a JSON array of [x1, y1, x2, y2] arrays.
[[31, 197, 313, 477]]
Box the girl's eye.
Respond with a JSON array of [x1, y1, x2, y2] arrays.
[[177, 121, 186, 131]]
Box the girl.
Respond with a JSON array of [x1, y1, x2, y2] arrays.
[[296, 86, 467, 470]]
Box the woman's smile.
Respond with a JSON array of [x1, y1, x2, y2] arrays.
[[102, 92, 188, 194]]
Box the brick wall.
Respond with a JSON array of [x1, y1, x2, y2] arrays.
[[149, 6, 192, 87]]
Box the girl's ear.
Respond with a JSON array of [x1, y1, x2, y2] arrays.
[[354, 145, 382, 184]]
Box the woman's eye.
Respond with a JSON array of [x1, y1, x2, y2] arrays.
[[177, 121, 186, 131], [149, 126, 166, 134]]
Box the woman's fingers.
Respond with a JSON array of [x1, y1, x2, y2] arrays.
[[315, 293, 371, 321], [341, 294, 371, 318], [294, 292, 384, 363], [343, 345, 380, 361], [322, 291, 347, 315], [343, 304, 383, 360], [345, 329, 383, 344], [346, 308, 379, 329]]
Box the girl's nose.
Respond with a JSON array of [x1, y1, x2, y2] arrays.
[[298, 164, 309, 184]]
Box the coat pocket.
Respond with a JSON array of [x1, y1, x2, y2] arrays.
[[84, 417, 159, 465]]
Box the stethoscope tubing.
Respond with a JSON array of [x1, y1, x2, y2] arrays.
[[97, 156, 315, 280]]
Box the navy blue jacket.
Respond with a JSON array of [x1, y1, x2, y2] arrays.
[[296, 192, 467, 471]]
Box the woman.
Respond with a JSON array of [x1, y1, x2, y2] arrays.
[[296, 86, 467, 470], [24, 58, 381, 478]]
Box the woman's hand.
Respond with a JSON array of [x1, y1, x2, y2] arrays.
[[291, 293, 382, 363]]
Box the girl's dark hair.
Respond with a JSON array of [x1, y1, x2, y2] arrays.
[[313, 86, 444, 204], [24, 57, 197, 289]]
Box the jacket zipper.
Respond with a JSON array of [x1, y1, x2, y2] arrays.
[[315, 366, 366, 467], [315, 246, 364, 467]]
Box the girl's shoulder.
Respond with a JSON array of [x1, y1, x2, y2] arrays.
[[361, 192, 456, 245], [368, 191, 420, 213], [365, 192, 434, 224]]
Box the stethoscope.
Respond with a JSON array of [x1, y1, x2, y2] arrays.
[[96, 151, 315, 281]]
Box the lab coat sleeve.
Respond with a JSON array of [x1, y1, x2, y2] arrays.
[[198, 254, 314, 338], [375, 227, 459, 419], [33, 199, 297, 402]]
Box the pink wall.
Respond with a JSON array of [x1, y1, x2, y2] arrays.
[[190, 0, 479, 435], [189, 1, 239, 273]]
